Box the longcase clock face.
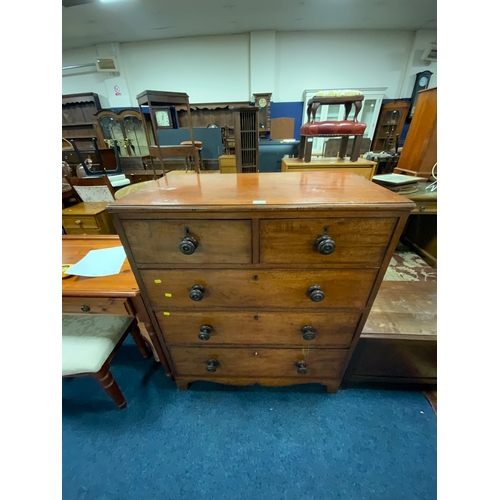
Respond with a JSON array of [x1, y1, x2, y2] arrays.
[[155, 110, 171, 127]]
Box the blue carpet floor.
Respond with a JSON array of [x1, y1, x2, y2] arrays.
[[62, 339, 437, 500]]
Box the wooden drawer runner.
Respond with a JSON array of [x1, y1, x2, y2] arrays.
[[141, 269, 377, 309], [156, 311, 361, 347], [121, 220, 252, 265], [62, 297, 131, 316], [169, 346, 349, 379], [260, 218, 396, 265]]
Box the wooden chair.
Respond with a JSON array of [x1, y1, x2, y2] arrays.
[[65, 175, 116, 202], [69, 138, 131, 188], [62, 315, 151, 409], [148, 144, 200, 176]]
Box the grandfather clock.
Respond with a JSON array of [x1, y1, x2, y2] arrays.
[[253, 92, 272, 136]]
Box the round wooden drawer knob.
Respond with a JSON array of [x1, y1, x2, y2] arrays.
[[179, 236, 198, 255], [296, 360, 308, 375], [198, 325, 213, 341], [307, 285, 324, 302], [301, 325, 316, 341], [189, 284, 205, 301], [206, 359, 219, 372], [81, 305, 90, 312], [315, 235, 336, 255], [75, 220, 82, 225]]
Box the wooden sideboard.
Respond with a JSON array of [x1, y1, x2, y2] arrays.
[[107, 172, 414, 392], [281, 157, 377, 180]]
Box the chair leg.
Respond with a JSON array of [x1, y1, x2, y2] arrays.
[[298, 136, 306, 160], [92, 366, 127, 409], [129, 322, 152, 359], [339, 136, 349, 158], [304, 139, 313, 163], [350, 135, 362, 162]]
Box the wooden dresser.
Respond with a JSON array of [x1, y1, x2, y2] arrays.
[[107, 172, 414, 392]]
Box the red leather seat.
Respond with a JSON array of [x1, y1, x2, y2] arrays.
[[300, 120, 367, 136]]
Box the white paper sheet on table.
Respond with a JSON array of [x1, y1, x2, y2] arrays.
[[66, 246, 127, 277]]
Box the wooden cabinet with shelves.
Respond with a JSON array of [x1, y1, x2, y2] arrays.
[[371, 100, 410, 153], [62, 93, 108, 150]]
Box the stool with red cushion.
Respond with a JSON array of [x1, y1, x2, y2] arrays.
[[299, 93, 367, 163]]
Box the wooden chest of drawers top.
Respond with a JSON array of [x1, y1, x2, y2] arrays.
[[106, 171, 414, 214]]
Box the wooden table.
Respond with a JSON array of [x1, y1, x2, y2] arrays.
[[62, 235, 173, 379], [401, 183, 437, 267], [344, 280, 437, 387], [281, 157, 377, 180]]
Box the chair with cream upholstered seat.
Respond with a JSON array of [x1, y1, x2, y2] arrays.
[[62, 315, 151, 409]]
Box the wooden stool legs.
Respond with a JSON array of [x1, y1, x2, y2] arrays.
[[338, 136, 349, 158], [298, 135, 363, 162], [92, 366, 127, 409], [350, 135, 363, 162]]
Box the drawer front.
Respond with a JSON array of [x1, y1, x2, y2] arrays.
[[260, 218, 396, 265], [62, 215, 100, 230], [141, 269, 377, 309], [157, 311, 360, 347], [62, 297, 131, 316], [411, 201, 437, 214], [121, 220, 252, 265], [169, 346, 349, 379]]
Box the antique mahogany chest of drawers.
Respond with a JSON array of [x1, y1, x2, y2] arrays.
[[107, 171, 414, 392]]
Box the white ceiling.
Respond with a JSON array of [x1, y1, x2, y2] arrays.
[[62, 0, 437, 51]]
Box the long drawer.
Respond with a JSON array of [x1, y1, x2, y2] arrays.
[[62, 296, 131, 316], [121, 219, 252, 265], [140, 269, 378, 310], [156, 311, 361, 347], [169, 346, 349, 379], [260, 218, 396, 265]]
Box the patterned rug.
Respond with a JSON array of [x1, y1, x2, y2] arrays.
[[384, 245, 437, 282]]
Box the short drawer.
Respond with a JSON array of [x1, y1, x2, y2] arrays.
[[156, 311, 360, 347], [62, 216, 100, 231], [411, 202, 437, 214], [121, 220, 252, 265], [62, 297, 131, 316], [141, 269, 377, 309], [169, 346, 349, 379], [260, 218, 396, 265]]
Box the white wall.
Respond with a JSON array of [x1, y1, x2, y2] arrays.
[[121, 34, 250, 104], [62, 29, 437, 106]]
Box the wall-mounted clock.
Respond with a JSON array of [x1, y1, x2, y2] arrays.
[[252, 93, 272, 134], [409, 71, 433, 118]]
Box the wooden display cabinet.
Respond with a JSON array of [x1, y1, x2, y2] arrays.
[[371, 100, 410, 153], [95, 109, 151, 159]]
